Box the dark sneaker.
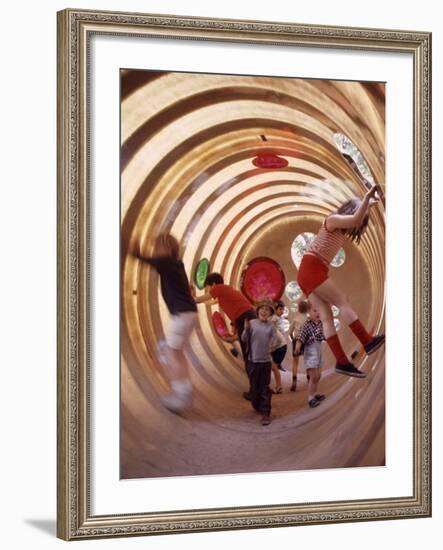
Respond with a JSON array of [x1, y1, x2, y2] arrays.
[[242, 391, 252, 401], [308, 397, 321, 408], [261, 415, 271, 426], [335, 363, 366, 378], [314, 393, 326, 402], [278, 366, 287, 372], [364, 335, 385, 355]]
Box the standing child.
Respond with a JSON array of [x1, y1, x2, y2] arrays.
[[271, 300, 288, 372], [269, 300, 288, 393], [289, 314, 305, 392], [132, 233, 197, 413], [194, 273, 257, 398], [297, 185, 385, 377], [294, 300, 326, 408], [242, 300, 278, 425]]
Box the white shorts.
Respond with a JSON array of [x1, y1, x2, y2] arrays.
[[166, 311, 198, 350], [303, 342, 323, 370]]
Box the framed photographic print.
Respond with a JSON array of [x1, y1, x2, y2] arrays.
[[57, 8, 431, 540]]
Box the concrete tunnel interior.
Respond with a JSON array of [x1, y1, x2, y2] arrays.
[[120, 70, 386, 479]]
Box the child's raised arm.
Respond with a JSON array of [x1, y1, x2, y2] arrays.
[[327, 186, 378, 231]]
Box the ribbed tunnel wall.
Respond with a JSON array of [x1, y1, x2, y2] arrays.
[[120, 71, 386, 479]]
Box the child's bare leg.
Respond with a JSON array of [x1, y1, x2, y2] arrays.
[[164, 346, 189, 381], [309, 292, 353, 368], [307, 368, 319, 398], [314, 278, 381, 350], [308, 293, 335, 338], [307, 368, 324, 407], [162, 346, 192, 411], [291, 355, 299, 391], [271, 363, 282, 392], [313, 278, 358, 325]]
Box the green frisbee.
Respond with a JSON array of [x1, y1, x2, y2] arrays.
[[195, 258, 210, 290]]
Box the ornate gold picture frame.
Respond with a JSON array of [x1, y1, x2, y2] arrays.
[[57, 8, 431, 540]]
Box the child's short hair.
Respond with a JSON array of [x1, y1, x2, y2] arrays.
[[155, 233, 180, 259], [204, 272, 224, 286], [297, 299, 310, 315]]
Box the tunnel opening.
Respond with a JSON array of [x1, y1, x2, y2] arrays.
[[120, 70, 385, 479]]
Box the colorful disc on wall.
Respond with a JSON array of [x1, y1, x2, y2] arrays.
[[240, 257, 286, 303], [195, 258, 210, 290], [212, 311, 229, 338], [252, 152, 288, 169]]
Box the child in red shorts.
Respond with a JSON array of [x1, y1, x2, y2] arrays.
[[297, 185, 385, 378]]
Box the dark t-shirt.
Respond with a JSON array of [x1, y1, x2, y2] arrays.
[[140, 256, 197, 315]]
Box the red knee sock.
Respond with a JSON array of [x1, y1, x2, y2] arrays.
[[326, 335, 350, 365], [349, 319, 372, 346]]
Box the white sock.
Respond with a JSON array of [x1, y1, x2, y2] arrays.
[[172, 379, 192, 395], [308, 394, 314, 401]]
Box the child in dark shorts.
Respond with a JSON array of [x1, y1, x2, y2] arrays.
[[270, 300, 287, 393]]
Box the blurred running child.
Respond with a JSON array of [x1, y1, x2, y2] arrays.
[[132, 233, 197, 413]]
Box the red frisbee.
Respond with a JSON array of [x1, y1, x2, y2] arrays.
[[252, 153, 288, 169], [212, 311, 230, 339], [240, 257, 286, 303]]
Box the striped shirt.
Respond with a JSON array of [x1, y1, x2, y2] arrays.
[[308, 218, 346, 264], [296, 319, 325, 346]]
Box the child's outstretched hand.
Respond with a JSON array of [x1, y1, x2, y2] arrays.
[[367, 185, 379, 203]]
